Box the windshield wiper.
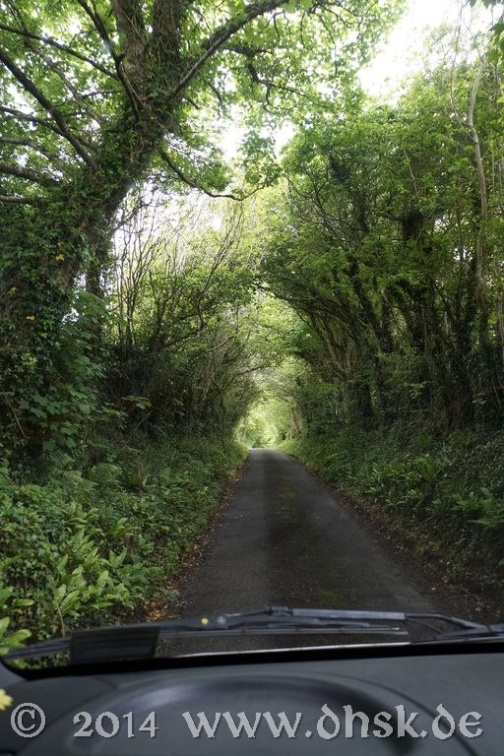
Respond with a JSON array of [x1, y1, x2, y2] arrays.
[[2, 607, 409, 664], [420, 623, 504, 642], [1, 607, 497, 665]]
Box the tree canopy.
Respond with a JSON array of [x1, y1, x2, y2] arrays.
[[0, 0, 404, 458], [2, 0, 504, 460], [261, 41, 504, 433]]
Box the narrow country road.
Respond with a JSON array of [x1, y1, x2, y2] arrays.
[[179, 449, 437, 618], [162, 449, 440, 654]]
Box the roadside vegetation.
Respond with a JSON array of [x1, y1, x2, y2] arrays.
[[0, 195, 260, 652], [252, 14, 504, 601], [0, 435, 246, 653], [281, 428, 504, 601], [2, 0, 504, 650]]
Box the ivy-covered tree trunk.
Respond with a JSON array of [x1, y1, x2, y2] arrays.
[[0, 74, 178, 454]]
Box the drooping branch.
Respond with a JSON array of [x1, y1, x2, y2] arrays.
[[0, 22, 117, 78], [0, 47, 96, 166], [159, 147, 261, 201], [0, 160, 60, 187]]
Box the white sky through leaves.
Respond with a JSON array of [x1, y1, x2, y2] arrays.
[[359, 0, 504, 97]]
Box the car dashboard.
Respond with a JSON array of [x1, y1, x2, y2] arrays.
[[0, 642, 502, 754]]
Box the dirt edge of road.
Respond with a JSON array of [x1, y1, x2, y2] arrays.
[[157, 454, 254, 619]]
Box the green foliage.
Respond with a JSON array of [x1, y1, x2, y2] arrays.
[[262, 43, 504, 433], [0, 435, 246, 650], [361, 455, 442, 511], [0, 583, 32, 656], [286, 424, 504, 589], [0, 0, 401, 465], [108, 196, 282, 438], [0, 285, 106, 463], [1, 0, 503, 651]]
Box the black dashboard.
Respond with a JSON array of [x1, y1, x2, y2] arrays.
[[0, 643, 501, 755]]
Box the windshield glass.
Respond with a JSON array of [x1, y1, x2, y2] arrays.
[[1, 0, 504, 666]]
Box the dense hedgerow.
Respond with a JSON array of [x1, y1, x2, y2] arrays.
[[283, 426, 504, 594], [0, 435, 246, 653]]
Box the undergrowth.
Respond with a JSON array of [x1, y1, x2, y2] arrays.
[[0, 435, 246, 654], [282, 425, 504, 599]]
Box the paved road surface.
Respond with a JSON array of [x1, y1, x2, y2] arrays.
[[166, 449, 437, 654]]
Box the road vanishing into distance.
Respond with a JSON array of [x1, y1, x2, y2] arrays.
[[169, 449, 438, 653]]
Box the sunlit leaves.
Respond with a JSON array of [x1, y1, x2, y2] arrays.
[[0, 0, 403, 459], [0, 0, 403, 200]]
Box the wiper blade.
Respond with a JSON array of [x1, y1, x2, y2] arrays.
[[3, 607, 409, 664], [190, 606, 409, 629], [2, 607, 496, 665], [399, 612, 502, 641], [422, 623, 504, 642]]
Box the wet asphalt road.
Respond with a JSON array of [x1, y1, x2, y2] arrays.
[[168, 449, 437, 654]]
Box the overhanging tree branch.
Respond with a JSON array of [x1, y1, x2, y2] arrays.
[[0, 160, 59, 187], [0, 23, 117, 78], [159, 147, 263, 201], [0, 47, 96, 167], [0, 194, 39, 204], [169, 0, 293, 99], [0, 105, 68, 140], [0, 136, 62, 164], [35, 51, 106, 126]]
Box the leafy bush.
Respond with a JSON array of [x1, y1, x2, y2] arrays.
[[0, 582, 32, 655], [0, 435, 246, 649], [284, 426, 504, 591], [359, 454, 442, 511]]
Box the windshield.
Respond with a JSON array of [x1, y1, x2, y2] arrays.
[[1, 0, 504, 667]]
